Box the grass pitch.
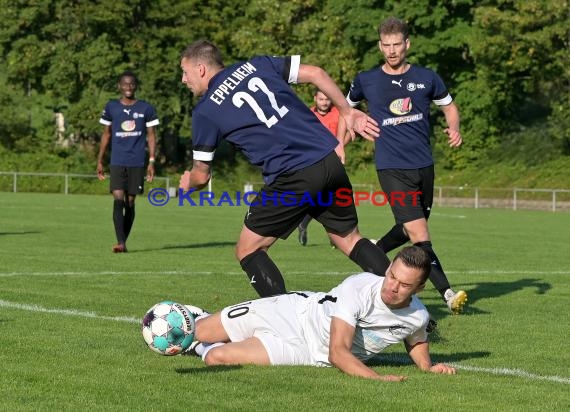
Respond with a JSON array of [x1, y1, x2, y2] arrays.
[[0, 192, 569, 411]]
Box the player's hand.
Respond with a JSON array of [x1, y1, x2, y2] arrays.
[[377, 374, 408, 382], [429, 363, 457, 375], [96, 162, 105, 180], [146, 164, 155, 183], [179, 170, 191, 191], [343, 108, 380, 142], [444, 128, 462, 147]]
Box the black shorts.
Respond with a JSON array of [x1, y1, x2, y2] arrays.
[[245, 152, 358, 239], [109, 166, 145, 195], [377, 166, 434, 224]]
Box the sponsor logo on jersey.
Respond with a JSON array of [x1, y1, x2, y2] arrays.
[[407, 83, 425, 91], [388, 324, 408, 336], [382, 113, 423, 126], [389, 97, 412, 115], [121, 120, 136, 131], [392, 79, 403, 87]]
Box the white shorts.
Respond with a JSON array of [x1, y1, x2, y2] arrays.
[[220, 294, 313, 366]]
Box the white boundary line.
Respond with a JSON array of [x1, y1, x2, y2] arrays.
[[0, 299, 139, 324], [430, 212, 467, 219], [376, 354, 570, 385], [449, 364, 570, 384], [1, 298, 568, 385]]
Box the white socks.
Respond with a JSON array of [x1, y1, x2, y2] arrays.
[[200, 342, 225, 361]]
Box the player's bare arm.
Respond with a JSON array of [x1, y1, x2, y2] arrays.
[[336, 117, 352, 146], [405, 340, 457, 375], [440, 102, 462, 148], [146, 126, 157, 182], [334, 138, 346, 165], [179, 159, 212, 191], [96, 126, 111, 180], [328, 317, 407, 381], [297, 64, 379, 142]]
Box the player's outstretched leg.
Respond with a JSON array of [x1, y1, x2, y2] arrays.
[[181, 304, 211, 356], [348, 238, 391, 276]]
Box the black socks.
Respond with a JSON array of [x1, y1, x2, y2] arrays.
[[124, 203, 135, 240], [113, 199, 126, 244], [377, 224, 409, 253], [113, 199, 135, 244], [240, 250, 286, 297], [349, 238, 391, 276], [414, 241, 451, 296]]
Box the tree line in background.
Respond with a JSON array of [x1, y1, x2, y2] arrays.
[[0, 0, 567, 178]]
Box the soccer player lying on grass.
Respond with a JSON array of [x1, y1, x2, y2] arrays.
[[187, 246, 456, 381]]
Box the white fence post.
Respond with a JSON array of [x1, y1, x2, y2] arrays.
[[475, 187, 479, 209]]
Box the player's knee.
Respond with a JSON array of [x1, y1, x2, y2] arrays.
[[235, 239, 254, 260], [203, 347, 229, 366], [194, 320, 207, 342], [234, 243, 243, 260]]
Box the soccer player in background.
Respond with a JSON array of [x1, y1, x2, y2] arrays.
[[297, 88, 341, 247], [96, 71, 159, 253], [178, 40, 389, 297], [188, 246, 457, 381], [338, 17, 467, 313]]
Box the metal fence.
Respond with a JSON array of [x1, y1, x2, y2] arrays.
[[1, 172, 569, 212], [246, 182, 570, 212], [0, 171, 171, 195]]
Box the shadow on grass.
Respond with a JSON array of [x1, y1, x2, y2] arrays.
[[368, 350, 491, 367], [0, 231, 41, 236], [128, 241, 236, 253], [175, 365, 242, 374], [423, 277, 552, 323]]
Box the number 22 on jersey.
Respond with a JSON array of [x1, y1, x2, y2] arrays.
[[232, 77, 289, 128]]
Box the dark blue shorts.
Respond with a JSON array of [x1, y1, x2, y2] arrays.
[[377, 166, 434, 224], [245, 152, 358, 239], [109, 166, 145, 195]]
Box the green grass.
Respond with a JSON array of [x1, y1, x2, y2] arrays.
[[1, 192, 569, 411]]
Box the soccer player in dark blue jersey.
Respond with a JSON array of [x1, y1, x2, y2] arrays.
[[178, 40, 388, 297], [97, 71, 159, 253], [339, 17, 467, 314]]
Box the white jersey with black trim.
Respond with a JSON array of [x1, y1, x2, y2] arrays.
[[296, 272, 429, 366]]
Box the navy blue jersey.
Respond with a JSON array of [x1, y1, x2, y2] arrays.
[[191, 55, 338, 185], [347, 65, 452, 170], [99, 100, 159, 167]]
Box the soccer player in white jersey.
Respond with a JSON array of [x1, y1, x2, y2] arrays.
[[188, 246, 456, 381]]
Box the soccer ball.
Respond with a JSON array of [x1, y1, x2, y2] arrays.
[[142, 301, 195, 356]]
